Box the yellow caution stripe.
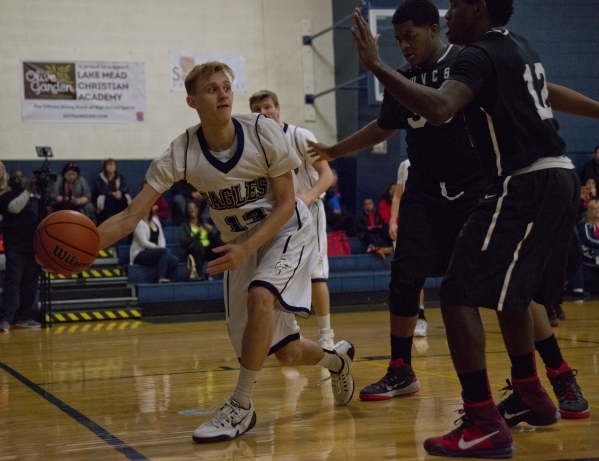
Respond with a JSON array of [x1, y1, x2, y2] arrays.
[[48, 268, 122, 279], [97, 248, 115, 258], [49, 320, 143, 333], [45, 309, 142, 323]]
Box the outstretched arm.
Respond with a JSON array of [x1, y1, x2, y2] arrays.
[[350, 8, 473, 126], [548, 83, 599, 119], [307, 120, 396, 162], [97, 184, 160, 249]]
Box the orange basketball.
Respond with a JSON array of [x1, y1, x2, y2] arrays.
[[34, 210, 100, 276]]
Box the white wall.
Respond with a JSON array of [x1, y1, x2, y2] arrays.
[[0, 0, 336, 161]]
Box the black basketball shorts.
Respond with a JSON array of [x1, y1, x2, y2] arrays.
[[439, 168, 579, 311]]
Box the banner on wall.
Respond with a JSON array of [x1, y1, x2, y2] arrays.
[[22, 61, 146, 123], [169, 51, 246, 92]]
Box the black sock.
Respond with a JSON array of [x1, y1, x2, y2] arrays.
[[508, 351, 536, 380], [390, 334, 413, 365], [535, 335, 564, 370], [458, 369, 491, 403], [418, 308, 426, 320]]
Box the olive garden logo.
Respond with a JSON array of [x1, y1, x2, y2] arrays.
[[23, 62, 76, 100]]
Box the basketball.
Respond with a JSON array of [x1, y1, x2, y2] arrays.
[[34, 210, 100, 276]]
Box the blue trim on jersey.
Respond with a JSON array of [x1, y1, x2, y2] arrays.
[[282, 235, 292, 254], [283, 123, 289, 133], [254, 114, 270, 168], [295, 204, 303, 230], [249, 280, 310, 319], [197, 118, 244, 174], [311, 278, 328, 283], [268, 332, 301, 356]]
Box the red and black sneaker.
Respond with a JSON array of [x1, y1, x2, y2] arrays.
[[497, 377, 560, 427], [424, 399, 514, 458], [546, 363, 590, 419]]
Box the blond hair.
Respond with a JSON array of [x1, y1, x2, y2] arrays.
[[586, 199, 599, 223], [184, 61, 235, 95], [249, 90, 280, 109]]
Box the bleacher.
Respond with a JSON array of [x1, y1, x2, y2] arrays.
[[123, 226, 443, 317]]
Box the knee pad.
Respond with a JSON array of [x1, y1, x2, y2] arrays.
[[388, 272, 425, 317]]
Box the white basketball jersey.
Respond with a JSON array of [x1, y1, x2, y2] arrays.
[[146, 113, 301, 242], [283, 123, 321, 197]]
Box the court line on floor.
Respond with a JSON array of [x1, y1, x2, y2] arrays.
[[0, 360, 149, 461]]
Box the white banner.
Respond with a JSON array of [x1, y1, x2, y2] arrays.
[[169, 51, 246, 92], [22, 61, 146, 123]]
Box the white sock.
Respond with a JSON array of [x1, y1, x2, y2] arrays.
[[317, 349, 342, 373], [231, 367, 259, 408], [317, 314, 331, 332]]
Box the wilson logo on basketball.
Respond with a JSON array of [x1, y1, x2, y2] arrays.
[[52, 245, 91, 269]]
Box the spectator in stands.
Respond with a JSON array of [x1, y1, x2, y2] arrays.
[[0, 160, 9, 235], [130, 207, 178, 283], [325, 169, 342, 215], [178, 201, 218, 280], [0, 161, 8, 197], [355, 198, 393, 259], [579, 145, 599, 185], [170, 180, 208, 226], [378, 183, 396, 237], [142, 178, 170, 225], [93, 159, 131, 224], [52, 161, 96, 224], [578, 199, 599, 271], [579, 177, 597, 221], [0, 171, 41, 331]]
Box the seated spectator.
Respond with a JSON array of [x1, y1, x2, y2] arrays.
[[378, 183, 396, 237], [325, 169, 342, 216], [93, 159, 131, 224], [579, 177, 597, 221], [152, 193, 170, 224], [0, 161, 8, 197], [578, 199, 599, 268], [142, 178, 170, 224], [580, 144, 599, 186], [130, 208, 178, 283], [170, 179, 208, 226], [51, 161, 96, 224], [355, 198, 393, 259], [178, 201, 219, 280]]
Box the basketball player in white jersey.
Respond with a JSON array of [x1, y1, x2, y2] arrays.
[[249, 90, 336, 349], [97, 61, 355, 444]]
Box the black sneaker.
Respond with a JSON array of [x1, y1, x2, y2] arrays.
[[546, 364, 590, 419], [359, 358, 420, 401], [553, 304, 566, 320], [497, 378, 559, 427]]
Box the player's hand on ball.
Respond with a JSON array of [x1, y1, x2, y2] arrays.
[[206, 244, 248, 274]]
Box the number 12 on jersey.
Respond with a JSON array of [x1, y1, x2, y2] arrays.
[[224, 207, 268, 232]]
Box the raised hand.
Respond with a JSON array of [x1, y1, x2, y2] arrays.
[[350, 8, 382, 73]]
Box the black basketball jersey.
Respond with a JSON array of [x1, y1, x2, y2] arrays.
[[377, 44, 483, 184], [449, 29, 567, 177]]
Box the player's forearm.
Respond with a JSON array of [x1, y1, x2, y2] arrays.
[[305, 163, 334, 203], [329, 121, 396, 158], [241, 199, 295, 256], [547, 83, 599, 119]]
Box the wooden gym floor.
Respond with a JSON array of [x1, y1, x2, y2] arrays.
[[0, 299, 597, 460]]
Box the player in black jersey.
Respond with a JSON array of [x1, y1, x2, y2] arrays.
[[309, 0, 487, 403], [310, 0, 589, 421], [348, 0, 599, 458]]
